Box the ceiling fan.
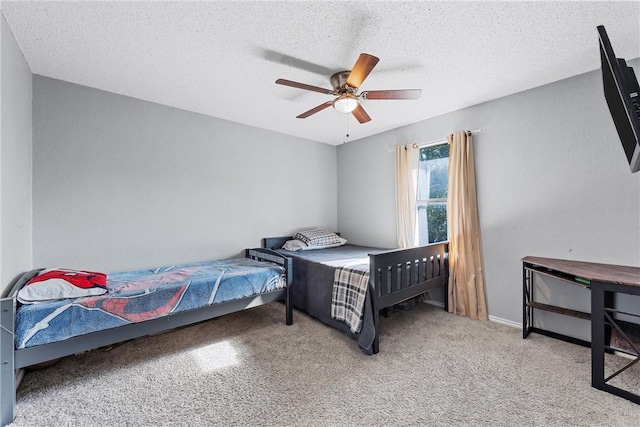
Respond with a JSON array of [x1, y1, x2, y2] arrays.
[[275, 53, 422, 124]]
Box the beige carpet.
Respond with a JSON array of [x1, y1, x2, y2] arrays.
[[10, 302, 640, 426]]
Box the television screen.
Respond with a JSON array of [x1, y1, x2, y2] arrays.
[[598, 25, 640, 173]]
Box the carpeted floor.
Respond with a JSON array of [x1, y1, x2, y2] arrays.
[[10, 302, 640, 426]]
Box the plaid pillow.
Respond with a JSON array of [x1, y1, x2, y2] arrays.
[[293, 229, 342, 247]]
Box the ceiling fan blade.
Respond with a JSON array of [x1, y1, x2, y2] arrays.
[[346, 53, 380, 89], [361, 89, 422, 100], [352, 104, 371, 124], [276, 79, 334, 95], [296, 101, 333, 119]]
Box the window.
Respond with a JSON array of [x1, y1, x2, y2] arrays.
[[417, 143, 449, 244]]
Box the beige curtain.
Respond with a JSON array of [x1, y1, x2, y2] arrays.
[[447, 131, 488, 320], [394, 144, 420, 248]]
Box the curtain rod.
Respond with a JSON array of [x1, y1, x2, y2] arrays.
[[411, 128, 483, 149]]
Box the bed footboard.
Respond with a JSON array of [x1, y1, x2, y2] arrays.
[[0, 297, 16, 427], [245, 248, 293, 326], [369, 242, 449, 353], [1, 269, 42, 427]]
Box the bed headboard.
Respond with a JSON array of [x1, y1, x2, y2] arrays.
[[1, 268, 43, 299], [262, 236, 290, 250]]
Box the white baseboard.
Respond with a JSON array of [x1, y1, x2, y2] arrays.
[[424, 299, 523, 330], [422, 299, 444, 309], [488, 315, 522, 329], [423, 300, 523, 330], [422, 299, 522, 330]]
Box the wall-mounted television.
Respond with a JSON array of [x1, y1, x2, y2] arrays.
[[597, 25, 640, 173]]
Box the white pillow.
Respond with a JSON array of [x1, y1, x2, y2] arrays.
[[17, 268, 108, 304], [282, 239, 308, 251]]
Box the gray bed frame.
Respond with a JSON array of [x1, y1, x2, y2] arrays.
[[0, 248, 291, 427], [263, 237, 449, 354]]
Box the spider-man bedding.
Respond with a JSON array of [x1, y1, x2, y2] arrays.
[[15, 257, 286, 349]]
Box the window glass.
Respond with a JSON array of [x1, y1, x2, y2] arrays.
[[417, 143, 449, 244]]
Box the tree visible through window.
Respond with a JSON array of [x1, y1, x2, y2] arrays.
[[417, 143, 449, 244]]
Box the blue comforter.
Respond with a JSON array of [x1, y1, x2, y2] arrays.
[[16, 258, 285, 349]]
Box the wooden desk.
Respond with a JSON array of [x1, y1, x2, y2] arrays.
[[522, 256, 640, 404]]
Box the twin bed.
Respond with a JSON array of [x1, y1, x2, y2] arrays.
[[0, 233, 450, 426], [263, 235, 449, 354], [0, 248, 291, 426]]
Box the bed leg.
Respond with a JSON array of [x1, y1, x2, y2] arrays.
[[373, 307, 380, 354], [285, 286, 292, 326], [444, 280, 449, 312], [368, 278, 380, 354], [1, 298, 16, 426]]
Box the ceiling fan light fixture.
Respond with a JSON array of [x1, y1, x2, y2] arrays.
[[333, 94, 358, 114]]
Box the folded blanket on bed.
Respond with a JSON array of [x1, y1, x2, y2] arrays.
[[331, 261, 369, 334]]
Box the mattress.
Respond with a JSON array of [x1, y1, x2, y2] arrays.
[[16, 257, 285, 349]]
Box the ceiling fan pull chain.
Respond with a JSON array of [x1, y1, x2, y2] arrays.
[[344, 114, 350, 143]]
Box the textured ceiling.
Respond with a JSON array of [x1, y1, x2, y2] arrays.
[[2, 1, 639, 145]]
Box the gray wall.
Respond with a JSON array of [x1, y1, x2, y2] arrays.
[[33, 76, 337, 273], [1, 14, 32, 295], [337, 61, 640, 330]]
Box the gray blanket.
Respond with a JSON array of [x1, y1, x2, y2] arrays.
[[277, 244, 386, 354]]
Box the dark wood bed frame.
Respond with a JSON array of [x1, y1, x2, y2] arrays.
[[263, 237, 449, 354], [0, 248, 291, 427]]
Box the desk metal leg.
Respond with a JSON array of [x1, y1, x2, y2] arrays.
[[523, 264, 533, 339], [591, 281, 640, 404], [523, 264, 527, 338], [591, 282, 605, 390]]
